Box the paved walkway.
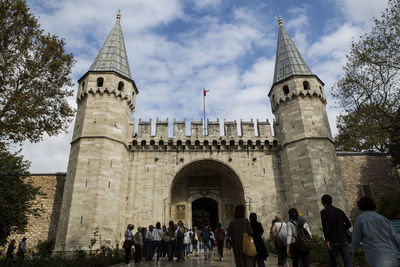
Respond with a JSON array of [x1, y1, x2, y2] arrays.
[[111, 250, 288, 267]]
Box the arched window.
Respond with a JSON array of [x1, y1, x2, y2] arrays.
[[230, 140, 235, 147], [150, 140, 155, 146], [141, 140, 146, 146], [283, 85, 289, 94], [303, 81, 310, 90], [118, 81, 124, 91], [204, 140, 209, 147], [159, 140, 164, 147], [97, 77, 104, 87]]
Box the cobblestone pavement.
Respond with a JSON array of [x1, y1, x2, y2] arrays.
[[111, 250, 289, 267]]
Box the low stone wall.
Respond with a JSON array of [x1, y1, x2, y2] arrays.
[[337, 152, 400, 220], [6, 173, 65, 252]]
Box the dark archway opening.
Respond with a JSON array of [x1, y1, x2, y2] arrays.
[[192, 198, 218, 230]]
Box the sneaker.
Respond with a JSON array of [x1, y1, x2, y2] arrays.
[[221, 257, 223, 261]]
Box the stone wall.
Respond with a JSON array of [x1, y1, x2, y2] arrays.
[[8, 152, 399, 252], [337, 152, 400, 220], [7, 173, 65, 252]]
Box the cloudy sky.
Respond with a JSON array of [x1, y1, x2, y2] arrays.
[[22, 0, 387, 173]]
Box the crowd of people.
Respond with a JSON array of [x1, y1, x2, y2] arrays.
[[122, 219, 234, 266], [123, 195, 400, 267], [3, 195, 399, 267]]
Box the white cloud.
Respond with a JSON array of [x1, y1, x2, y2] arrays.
[[335, 0, 388, 26]]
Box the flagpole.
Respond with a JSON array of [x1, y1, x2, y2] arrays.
[[203, 89, 206, 135]]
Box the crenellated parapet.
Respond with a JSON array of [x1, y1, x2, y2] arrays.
[[77, 86, 136, 112], [131, 118, 277, 151]]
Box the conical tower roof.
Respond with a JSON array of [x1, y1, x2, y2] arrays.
[[89, 16, 132, 80], [273, 21, 313, 84]]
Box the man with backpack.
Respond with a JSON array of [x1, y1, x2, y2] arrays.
[[320, 194, 352, 267], [287, 208, 312, 267]]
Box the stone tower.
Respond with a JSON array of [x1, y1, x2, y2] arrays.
[[268, 18, 347, 229], [54, 12, 138, 253]]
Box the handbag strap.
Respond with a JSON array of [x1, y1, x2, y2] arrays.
[[276, 222, 283, 237]]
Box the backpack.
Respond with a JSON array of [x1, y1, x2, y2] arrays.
[[176, 227, 184, 240], [290, 221, 312, 252]]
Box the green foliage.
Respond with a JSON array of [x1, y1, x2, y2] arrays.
[[0, 243, 125, 267], [0, 0, 75, 146], [35, 240, 55, 259], [333, 0, 400, 164], [0, 149, 42, 246], [377, 186, 400, 219]]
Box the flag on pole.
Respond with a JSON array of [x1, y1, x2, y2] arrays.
[[203, 89, 210, 96]]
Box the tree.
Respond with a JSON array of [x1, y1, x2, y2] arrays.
[[377, 186, 400, 219], [0, 0, 75, 146], [0, 149, 42, 246], [333, 0, 400, 167], [0, 0, 75, 245]]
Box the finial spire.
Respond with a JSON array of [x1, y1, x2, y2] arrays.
[[278, 15, 282, 26], [117, 10, 121, 21]]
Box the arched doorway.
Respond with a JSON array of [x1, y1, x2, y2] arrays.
[[192, 198, 218, 230], [170, 159, 244, 229]]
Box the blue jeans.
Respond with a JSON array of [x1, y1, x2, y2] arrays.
[[204, 240, 212, 260], [153, 241, 162, 261], [328, 241, 352, 267]]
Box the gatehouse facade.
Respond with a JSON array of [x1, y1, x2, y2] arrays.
[[50, 15, 398, 254]]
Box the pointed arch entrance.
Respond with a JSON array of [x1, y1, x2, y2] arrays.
[[170, 159, 245, 229]]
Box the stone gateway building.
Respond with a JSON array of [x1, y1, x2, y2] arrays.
[[18, 15, 398, 254]]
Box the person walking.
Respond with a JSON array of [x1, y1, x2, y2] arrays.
[[271, 215, 288, 266], [175, 220, 186, 262], [153, 222, 164, 262], [287, 208, 311, 267], [144, 225, 155, 261], [215, 223, 225, 261], [250, 213, 269, 267], [352, 196, 400, 267], [123, 224, 134, 266], [5, 239, 16, 263], [320, 194, 352, 267], [225, 230, 232, 250], [162, 224, 168, 259], [16, 237, 27, 262], [201, 225, 212, 261], [164, 220, 176, 262], [133, 227, 143, 264], [228, 204, 254, 267], [184, 228, 191, 257], [141, 227, 147, 260]]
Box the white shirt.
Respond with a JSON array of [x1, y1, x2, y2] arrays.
[[153, 228, 164, 241], [145, 230, 154, 240], [125, 229, 133, 241], [274, 221, 288, 242], [287, 220, 311, 244]]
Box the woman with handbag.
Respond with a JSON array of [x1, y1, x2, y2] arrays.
[[271, 215, 288, 266], [250, 213, 269, 267], [228, 204, 255, 267]]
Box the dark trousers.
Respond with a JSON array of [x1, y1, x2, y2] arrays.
[[290, 243, 310, 267], [254, 255, 266, 267], [276, 242, 287, 265], [166, 241, 175, 261], [153, 240, 162, 261], [176, 238, 185, 261], [124, 245, 132, 264], [328, 241, 352, 267], [217, 240, 224, 259], [134, 244, 141, 263], [144, 240, 154, 260]]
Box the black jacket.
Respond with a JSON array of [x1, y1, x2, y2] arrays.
[[250, 221, 269, 259], [320, 205, 351, 243]]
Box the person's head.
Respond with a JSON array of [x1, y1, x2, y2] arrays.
[[22, 237, 27, 242], [357, 196, 376, 211], [156, 222, 161, 229], [249, 212, 257, 223], [321, 194, 333, 207], [162, 225, 167, 231], [217, 223, 222, 229], [168, 220, 174, 228], [130, 224, 135, 230], [10, 239, 15, 245], [288, 208, 299, 221], [142, 227, 147, 233], [193, 226, 197, 231], [137, 227, 142, 232], [234, 204, 246, 219], [274, 214, 282, 222], [149, 225, 154, 230], [178, 220, 183, 227]]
